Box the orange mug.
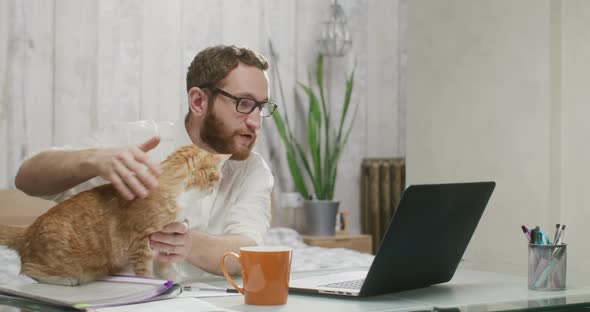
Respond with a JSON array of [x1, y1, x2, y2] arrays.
[[221, 246, 292, 305]]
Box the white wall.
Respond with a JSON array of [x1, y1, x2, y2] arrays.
[[408, 0, 590, 278], [0, 0, 405, 234], [561, 0, 590, 281]]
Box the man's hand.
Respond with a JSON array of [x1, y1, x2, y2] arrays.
[[87, 136, 162, 200], [150, 221, 192, 263]]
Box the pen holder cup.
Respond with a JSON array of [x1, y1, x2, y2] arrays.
[[528, 244, 567, 291]]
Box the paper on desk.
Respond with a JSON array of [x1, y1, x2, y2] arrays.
[[177, 282, 241, 298], [93, 297, 233, 312]]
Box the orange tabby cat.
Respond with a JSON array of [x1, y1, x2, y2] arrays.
[[0, 144, 224, 285]]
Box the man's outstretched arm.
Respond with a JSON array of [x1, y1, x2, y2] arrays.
[[15, 136, 163, 200]]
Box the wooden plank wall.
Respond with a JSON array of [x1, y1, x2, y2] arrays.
[[0, 0, 405, 234]]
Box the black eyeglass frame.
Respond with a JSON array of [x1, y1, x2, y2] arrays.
[[200, 85, 278, 117]]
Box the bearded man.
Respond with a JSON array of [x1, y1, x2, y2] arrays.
[[15, 45, 276, 280]]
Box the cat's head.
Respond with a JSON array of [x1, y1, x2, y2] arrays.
[[161, 145, 229, 192]]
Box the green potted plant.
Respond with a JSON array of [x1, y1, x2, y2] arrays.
[[270, 49, 357, 236]]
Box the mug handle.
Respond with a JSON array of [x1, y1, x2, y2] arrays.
[[221, 251, 245, 294]]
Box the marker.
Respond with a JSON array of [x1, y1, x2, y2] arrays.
[[530, 228, 538, 244], [553, 224, 560, 243], [538, 228, 551, 244], [521, 225, 531, 242], [555, 224, 566, 245], [182, 286, 239, 293]]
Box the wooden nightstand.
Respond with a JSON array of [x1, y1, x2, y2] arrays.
[[302, 234, 373, 254]]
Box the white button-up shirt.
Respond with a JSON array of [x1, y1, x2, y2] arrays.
[[41, 120, 273, 279]]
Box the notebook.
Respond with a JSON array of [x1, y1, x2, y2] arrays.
[[289, 181, 496, 297], [0, 275, 180, 310]]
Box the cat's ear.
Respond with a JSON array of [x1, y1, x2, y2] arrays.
[[213, 154, 232, 169]]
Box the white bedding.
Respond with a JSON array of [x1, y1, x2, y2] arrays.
[[0, 246, 35, 286], [0, 227, 374, 285], [263, 227, 374, 272]]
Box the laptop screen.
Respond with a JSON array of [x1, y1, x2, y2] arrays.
[[359, 181, 495, 296]]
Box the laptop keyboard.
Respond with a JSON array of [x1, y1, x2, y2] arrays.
[[321, 278, 365, 290]]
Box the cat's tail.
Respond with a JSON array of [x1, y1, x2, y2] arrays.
[[0, 224, 27, 250]]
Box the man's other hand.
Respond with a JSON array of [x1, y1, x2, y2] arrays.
[[88, 136, 162, 200], [149, 221, 192, 263]]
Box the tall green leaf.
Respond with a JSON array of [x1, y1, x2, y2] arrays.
[[315, 54, 331, 196], [315, 54, 329, 130], [272, 110, 289, 145], [299, 82, 324, 198], [286, 145, 309, 199], [337, 66, 355, 144], [293, 140, 315, 195], [327, 104, 358, 199]]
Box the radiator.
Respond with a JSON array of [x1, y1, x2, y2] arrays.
[[361, 158, 405, 253]]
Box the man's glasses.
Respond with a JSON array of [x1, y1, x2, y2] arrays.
[[203, 86, 278, 117]]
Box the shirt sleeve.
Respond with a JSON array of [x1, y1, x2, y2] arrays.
[[37, 120, 166, 203], [222, 154, 274, 245], [37, 138, 106, 203]]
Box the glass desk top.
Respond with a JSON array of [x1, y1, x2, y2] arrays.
[[2, 269, 590, 311]]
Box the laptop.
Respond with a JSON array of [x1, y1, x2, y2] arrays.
[[289, 181, 496, 297]]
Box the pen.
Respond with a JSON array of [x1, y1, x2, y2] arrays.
[[521, 225, 531, 242], [182, 286, 239, 293]]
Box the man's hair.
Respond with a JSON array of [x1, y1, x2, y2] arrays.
[[186, 45, 269, 93]]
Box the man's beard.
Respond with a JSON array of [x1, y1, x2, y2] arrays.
[[200, 108, 255, 160]]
